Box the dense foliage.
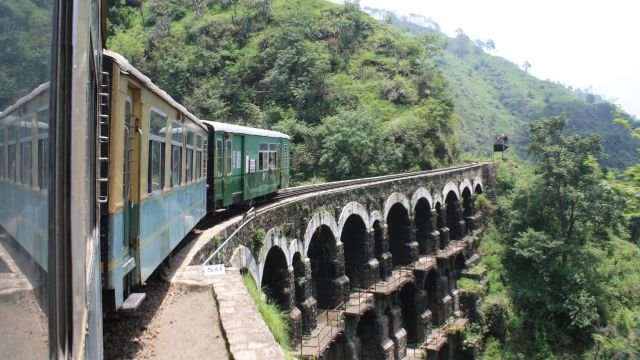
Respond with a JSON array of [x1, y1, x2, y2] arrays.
[[106, 0, 459, 183], [472, 117, 640, 358], [373, 10, 639, 169], [0, 0, 52, 109]]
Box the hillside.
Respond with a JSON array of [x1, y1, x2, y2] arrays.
[[367, 9, 639, 168], [106, 0, 460, 183]]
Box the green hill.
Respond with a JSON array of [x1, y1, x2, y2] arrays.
[[368, 9, 639, 168], [106, 0, 460, 183]]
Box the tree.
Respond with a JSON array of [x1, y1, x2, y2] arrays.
[[522, 61, 531, 72], [503, 114, 625, 351]]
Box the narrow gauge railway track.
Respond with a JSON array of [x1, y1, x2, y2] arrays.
[[273, 161, 480, 201]]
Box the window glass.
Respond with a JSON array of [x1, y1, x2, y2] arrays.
[[225, 140, 232, 175], [216, 140, 223, 176], [171, 145, 182, 187], [149, 110, 167, 138], [186, 148, 193, 183], [0, 128, 4, 179], [21, 142, 31, 187], [37, 108, 49, 190], [195, 151, 202, 180], [148, 141, 165, 193]]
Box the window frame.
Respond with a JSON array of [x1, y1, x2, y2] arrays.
[[225, 139, 232, 176], [148, 107, 168, 194]]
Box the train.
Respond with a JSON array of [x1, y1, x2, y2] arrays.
[[0, 1, 289, 358], [100, 50, 290, 310]]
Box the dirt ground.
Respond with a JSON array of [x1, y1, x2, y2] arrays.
[[103, 279, 228, 359]]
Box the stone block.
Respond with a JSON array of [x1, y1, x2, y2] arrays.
[[299, 297, 317, 334], [289, 307, 302, 346], [378, 251, 393, 279], [360, 258, 380, 289]]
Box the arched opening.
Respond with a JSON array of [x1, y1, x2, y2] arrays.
[[400, 283, 418, 344], [341, 214, 369, 290], [474, 184, 483, 195], [454, 253, 467, 282], [425, 270, 439, 325], [387, 203, 413, 266], [261, 246, 290, 311], [373, 220, 386, 279], [357, 309, 383, 360], [292, 252, 306, 305], [445, 191, 462, 240], [308, 225, 346, 309], [414, 198, 433, 255], [436, 202, 447, 249], [462, 187, 474, 235]]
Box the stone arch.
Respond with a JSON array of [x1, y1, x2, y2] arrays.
[[369, 210, 384, 229], [399, 282, 419, 344], [473, 176, 484, 194], [307, 224, 349, 309], [292, 252, 306, 305], [303, 211, 339, 255], [444, 189, 463, 241], [340, 212, 376, 289], [424, 269, 440, 325], [337, 202, 370, 236], [461, 186, 474, 234], [434, 199, 448, 249], [459, 178, 473, 196], [258, 228, 291, 275], [412, 193, 436, 255], [229, 245, 259, 286], [386, 201, 416, 266], [356, 309, 384, 360], [261, 246, 291, 311], [442, 182, 460, 201], [411, 188, 434, 211], [383, 192, 411, 221], [288, 238, 304, 264]]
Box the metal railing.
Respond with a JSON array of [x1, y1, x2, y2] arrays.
[[201, 207, 256, 265], [300, 305, 345, 357]]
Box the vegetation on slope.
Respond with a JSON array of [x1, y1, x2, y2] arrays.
[[107, 0, 459, 183], [372, 10, 639, 169], [470, 119, 640, 359]]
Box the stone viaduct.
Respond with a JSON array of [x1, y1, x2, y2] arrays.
[[193, 163, 495, 359]]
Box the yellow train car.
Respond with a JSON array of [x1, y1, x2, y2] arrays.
[[101, 50, 208, 310]]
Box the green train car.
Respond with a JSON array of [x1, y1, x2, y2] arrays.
[[202, 121, 290, 211]]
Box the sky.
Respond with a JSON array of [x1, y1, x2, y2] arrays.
[[346, 0, 640, 118]]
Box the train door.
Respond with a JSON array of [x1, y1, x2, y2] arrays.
[[214, 133, 224, 207], [123, 92, 141, 290], [223, 136, 233, 205]]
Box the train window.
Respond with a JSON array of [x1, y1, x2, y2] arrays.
[[7, 124, 16, 182], [20, 142, 32, 187], [171, 145, 182, 187], [283, 143, 288, 169], [258, 143, 267, 171], [186, 148, 193, 183], [196, 151, 202, 179], [268, 144, 277, 170], [216, 139, 223, 177], [170, 120, 183, 187], [149, 109, 167, 193], [225, 140, 232, 176], [19, 122, 31, 186], [37, 107, 49, 190], [0, 128, 4, 179]]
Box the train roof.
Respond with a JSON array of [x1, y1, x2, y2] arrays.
[[103, 49, 207, 132], [202, 120, 290, 140], [0, 82, 49, 120]]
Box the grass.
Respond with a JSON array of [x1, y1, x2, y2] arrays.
[[241, 273, 293, 354]]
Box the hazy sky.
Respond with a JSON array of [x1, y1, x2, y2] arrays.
[[350, 0, 640, 117]]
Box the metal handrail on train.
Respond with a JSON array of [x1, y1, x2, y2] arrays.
[[201, 207, 256, 266]]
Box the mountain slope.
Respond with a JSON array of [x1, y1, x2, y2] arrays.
[[107, 0, 460, 182], [370, 9, 639, 168]]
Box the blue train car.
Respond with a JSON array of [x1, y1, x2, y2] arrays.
[[101, 50, 209, 310]]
